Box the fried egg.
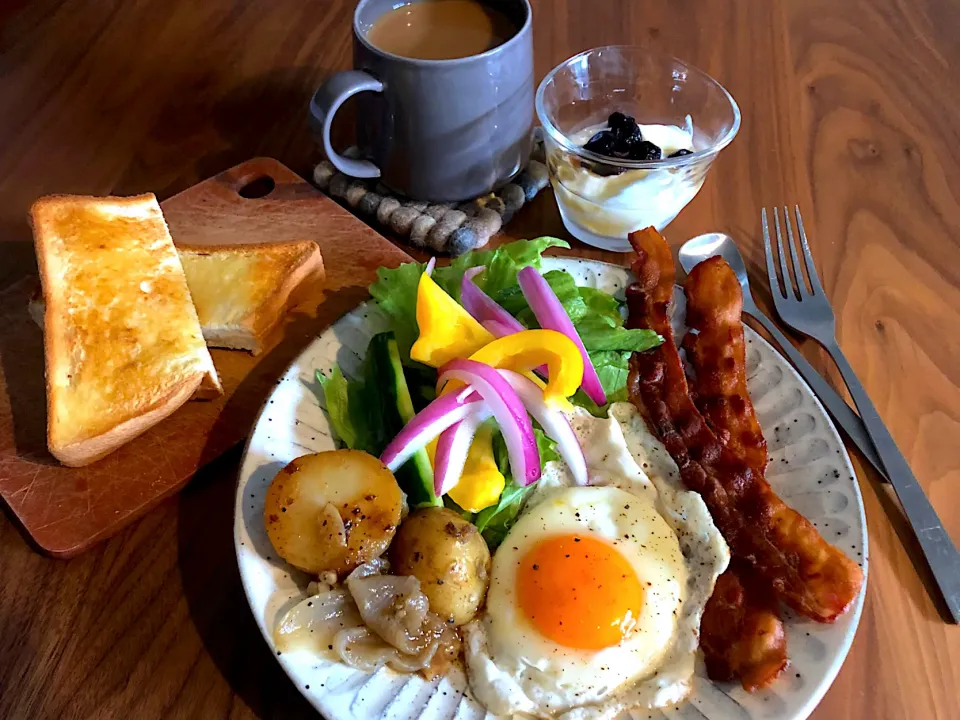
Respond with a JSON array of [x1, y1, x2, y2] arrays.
[[464, 405, 729, 720]]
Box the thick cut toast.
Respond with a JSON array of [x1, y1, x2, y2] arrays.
[[30, 194, 221, 467], [178, 240, 324, 355], [27, 241, 325, 355]]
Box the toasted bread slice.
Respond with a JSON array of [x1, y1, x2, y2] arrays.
[[27, 282, 219, 402], [27, 240, 325, 356], [177, 240, 324, 355], [30, 194, 222, 467]]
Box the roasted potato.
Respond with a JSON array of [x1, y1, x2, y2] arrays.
[[389, 507, 491, 626], [264, 450, 403, 577]]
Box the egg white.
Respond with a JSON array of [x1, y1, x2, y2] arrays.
[[464, 405, 730, 720], [476, 485, 687, 709]]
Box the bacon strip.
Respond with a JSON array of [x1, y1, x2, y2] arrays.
[[682, 257, 768, 473], [684, 257, 786, 690], [700, 559, 787, 691], [625, 227, 863, 623]]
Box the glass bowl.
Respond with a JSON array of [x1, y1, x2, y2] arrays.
[[536, 46, 741, 251]]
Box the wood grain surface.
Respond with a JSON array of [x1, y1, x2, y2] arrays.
[[0, 0, 957, 718], [0, 158, 411, 558]]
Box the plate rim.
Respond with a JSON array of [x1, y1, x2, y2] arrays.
[[233, 255, 868, 720]]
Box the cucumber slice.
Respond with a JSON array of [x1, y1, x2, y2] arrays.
[[367, 332, 441, 508]]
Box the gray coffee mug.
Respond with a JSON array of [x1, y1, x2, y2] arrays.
[[309, 0, 534, 202]]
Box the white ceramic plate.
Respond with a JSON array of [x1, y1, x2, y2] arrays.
[[234, 257, 867, 720]]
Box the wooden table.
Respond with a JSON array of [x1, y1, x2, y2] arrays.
[[1, 0, 958, 717]]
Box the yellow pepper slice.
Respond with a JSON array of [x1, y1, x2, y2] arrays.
[[447, 423, 505, 513], [440, 330, 583, 411], [410, 272, 494, 368]]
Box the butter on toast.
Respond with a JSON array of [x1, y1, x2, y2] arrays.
[[178, 240, 324, 355], [30, 194, 222, 467]]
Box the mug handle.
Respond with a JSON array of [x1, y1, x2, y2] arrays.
[[308, 70, 384, 178]]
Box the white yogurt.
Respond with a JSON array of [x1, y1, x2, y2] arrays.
[[548, 118, 703, 251]]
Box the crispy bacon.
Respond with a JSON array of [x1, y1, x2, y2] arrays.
[[700, 559, 788, 691], [683, 257, 786, 690], [625, 227, 863, 623], [682, 257, 768, 473]]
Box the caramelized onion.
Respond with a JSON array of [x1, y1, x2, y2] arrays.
[[274, 560, 460, 675]]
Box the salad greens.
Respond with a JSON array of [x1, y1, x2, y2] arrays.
[[369, 237, 569, 361], [319, 238, 664, 547], [473, 481, 535, 548], [471, 427, 560, 546], [368, 260, 424, 362], [434, 237, 570, 300], [317, 366, 381, 455]]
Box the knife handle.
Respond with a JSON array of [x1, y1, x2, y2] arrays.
[[828, 342, 960, 623]]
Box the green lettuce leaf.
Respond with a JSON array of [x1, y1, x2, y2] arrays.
[[495, 269, 619, 327], [538, 428, 561, 464], [569, 351, 634, 416], [490, 427, 560, 473], [476, 428, 559, 548], [432, 237, 569, 300], [366, 238, 569, 360], [474, 480, 533, 548], [494, 268, 662, 354], [368, 261, 426, 362], [569, 389, 606, 417], [495, 269, 581, 326], [578, 286, 622, 318], [316, 366, 382, 454], [575, 317, 663, 352], [588, 350, 633, 398], [316, 366, 355, 449]]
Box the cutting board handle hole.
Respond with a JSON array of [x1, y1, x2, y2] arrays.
[[237, 175, 276, 199]]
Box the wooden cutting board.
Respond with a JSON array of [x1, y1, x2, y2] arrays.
[[0, 158, 412, 558]]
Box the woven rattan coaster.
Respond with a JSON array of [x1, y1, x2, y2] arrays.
[[312, 137, 549, 256]]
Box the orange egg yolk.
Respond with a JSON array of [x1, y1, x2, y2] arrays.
[[516, 533, 644, 650]]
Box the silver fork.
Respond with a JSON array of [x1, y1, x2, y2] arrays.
[[762, 206, 960, 623]]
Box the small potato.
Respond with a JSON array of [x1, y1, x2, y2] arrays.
[[264, 450, 402, 577], [389, 507, 491, 626]]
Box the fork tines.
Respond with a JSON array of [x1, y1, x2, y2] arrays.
[[761, 206, 826, 300]]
